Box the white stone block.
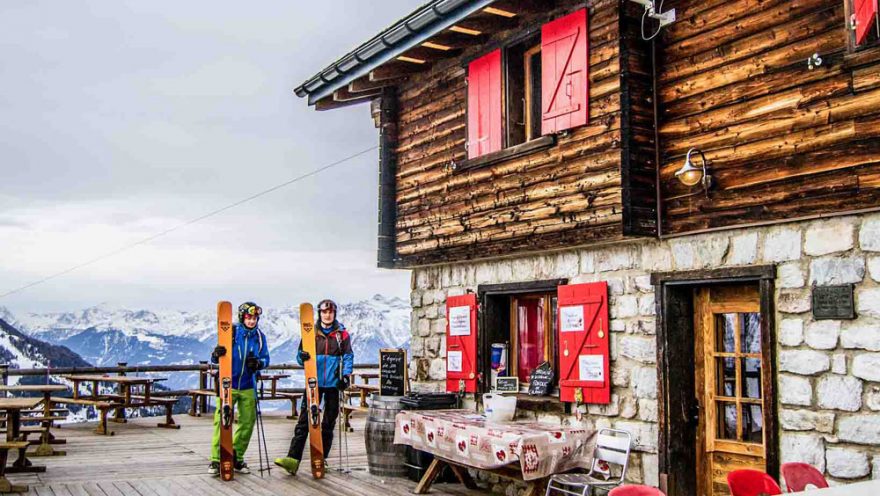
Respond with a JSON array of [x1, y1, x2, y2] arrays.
[[867, 386, 880, 411], [631, 367, 657, 400], [840, 321, 880, 351], [588, 394, 620, 417], [611, 319, 626, 332], [857, 288, 880, 318], [612, 295, 639, 319], [579, 251, 596, 274], [778, 263, 806, 289], [838, 414, 880, 444], [809, 256, 866, 285], [852, 353, 880, 382], [779, 374, 813, 406], [778, 290, 811, 314], [831, 353, 846, 374], [607, 277, 625, 296], [417, 318, 431, 337], [411, 292, 423, 308], [805, 321, 840, 350], [868, 256, 880, 283], [671, 235, 729, 270], [428, 358, 446, 380], [765, 227, 802, 262], [781, 433, 825, 473], [816, 375, 862, 411], [431, 318, 447, 335], [619, 336, 656, 364], [727, 232, 758, 266], [779, 350, 831, 375], [596, 246, 639, 272], [613, 420, 658, 453], [535, 253, 579, 280], [633, 275, 653, 293], [804, 218, 855, 256], [859, 214, 880, 252], [780, 409, 835, 433], [641, 244, 672, 272], [638, 399, 658, 422], [638, 294, 655, 316], [826, 447, 869, 479], [780, 319, 805, 347]]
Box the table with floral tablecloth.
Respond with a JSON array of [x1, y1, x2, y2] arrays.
[[394, 409, 596, 481]]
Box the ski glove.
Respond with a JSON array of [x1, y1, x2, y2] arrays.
[[245, 356, 261, 371], [211, 345, 227, 360], [299, 350, 311, 362], [337, 375, 350, 391]]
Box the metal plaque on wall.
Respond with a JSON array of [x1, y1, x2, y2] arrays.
[[812, 284, 856, 320]]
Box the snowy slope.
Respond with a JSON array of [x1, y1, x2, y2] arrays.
[[0, 317, 91, 377]]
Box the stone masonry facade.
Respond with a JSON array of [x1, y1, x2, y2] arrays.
[[407, 213, 880, 491]]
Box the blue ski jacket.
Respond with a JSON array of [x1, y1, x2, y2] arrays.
[[211, 323, 270, 391], [297, 320, 353, 388]]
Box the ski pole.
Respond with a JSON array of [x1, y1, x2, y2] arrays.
[[251, 371, 264, 477], [258, 377, 270, 475]]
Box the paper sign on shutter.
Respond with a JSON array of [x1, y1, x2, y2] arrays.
[[557, 281, 610, 404], [855, 0, 878, 45], [541, 8, 589, 135], [467, 49, 503, 159], [446, 293, 479, 393]]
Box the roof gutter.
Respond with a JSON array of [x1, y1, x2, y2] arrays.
[[295, 0, 498, 105]]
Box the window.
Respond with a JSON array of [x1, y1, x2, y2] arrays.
[[506, 38, 543, 147], [463, 8, 589, 162], [851, 0, 879, 48], [509, 293, 557, 384]]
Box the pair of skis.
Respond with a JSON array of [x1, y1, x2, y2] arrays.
[[215, 301, 326, 481]]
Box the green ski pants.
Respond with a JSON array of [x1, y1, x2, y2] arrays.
[[210, 388, 256, 462]]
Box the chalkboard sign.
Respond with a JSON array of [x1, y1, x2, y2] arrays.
[[496, 377, 519, 393], [527, 361, 554, 396], [380, 348, 408, 396]]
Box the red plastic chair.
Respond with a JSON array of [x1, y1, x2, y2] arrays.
[[727, 469, 782, 496], [781, 463, 829, 492], [608, 485, 665, 496]]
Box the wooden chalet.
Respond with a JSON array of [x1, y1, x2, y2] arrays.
[[296, 1, 880, 494]]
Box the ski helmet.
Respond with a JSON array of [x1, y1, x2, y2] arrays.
[[317, 299, 337, 315], [238, 302, 262, 324]]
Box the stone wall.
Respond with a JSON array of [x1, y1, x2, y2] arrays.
[[407, 212, 880, 488]]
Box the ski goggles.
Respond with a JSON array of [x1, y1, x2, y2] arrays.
[[239, 304, 262, 316], [317, 300, 337, 312]]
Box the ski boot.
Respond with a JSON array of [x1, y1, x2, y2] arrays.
[[274, 457, 300, 476]]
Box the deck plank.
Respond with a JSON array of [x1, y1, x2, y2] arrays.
[[6, 412, 489, 496]]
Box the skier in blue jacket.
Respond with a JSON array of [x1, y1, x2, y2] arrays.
[[208, 301, 270, 476], [275, 298, 353, 475]]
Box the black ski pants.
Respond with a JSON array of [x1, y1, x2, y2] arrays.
[[288, 387, 340, 460]]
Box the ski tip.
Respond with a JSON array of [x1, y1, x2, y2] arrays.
[[217, 300, 232, 313], [299, 302, 314, 314]]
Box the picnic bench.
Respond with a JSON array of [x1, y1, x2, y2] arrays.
[[0, 384, 69, 457], [189, 372, 303, 419], [341, 383, 379, 431], [60, 374, 180, 434], [0, 396, 47, 494]]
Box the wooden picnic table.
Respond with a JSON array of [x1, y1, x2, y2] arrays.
[[257, 373, 290, 398], [348, 383, 379, 408], [61, 374, 178, 433], [0, 385, 68, 457], [352, 372, 379, 385], [0, 397, 46, 484]]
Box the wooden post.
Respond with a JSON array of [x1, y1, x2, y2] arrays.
[[198, 361, 208, 414]]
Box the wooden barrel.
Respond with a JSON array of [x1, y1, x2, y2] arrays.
[[365, 394, 407, 477]]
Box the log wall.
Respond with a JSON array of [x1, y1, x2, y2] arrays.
[[658, 0, 880, 234], [393, 0, 646, 267]]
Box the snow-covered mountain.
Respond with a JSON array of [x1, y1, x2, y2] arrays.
[[0, 317, 90, 375], [6, 295, 411, 377]]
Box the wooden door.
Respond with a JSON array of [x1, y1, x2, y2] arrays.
[[694, 285, 768, 496]]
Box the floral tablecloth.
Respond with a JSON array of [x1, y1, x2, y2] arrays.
[[393, 409, 596, 480]]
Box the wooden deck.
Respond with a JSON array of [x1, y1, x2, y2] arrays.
[[7, 411, 488, 496]]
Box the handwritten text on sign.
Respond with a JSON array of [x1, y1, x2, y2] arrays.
[[449, 306, 471, 336]]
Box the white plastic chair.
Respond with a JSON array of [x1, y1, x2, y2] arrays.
[[545, 428, 632, 496]]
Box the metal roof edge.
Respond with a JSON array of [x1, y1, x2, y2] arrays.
[[295, 0, 497, 105]]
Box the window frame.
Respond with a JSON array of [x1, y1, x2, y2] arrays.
[[508, 292, 558, 388], [847, 0, 880, 51]]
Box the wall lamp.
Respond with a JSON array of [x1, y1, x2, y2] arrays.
[[674, 147, 713, 196]]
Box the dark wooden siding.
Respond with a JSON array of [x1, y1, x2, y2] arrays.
[[393, 0, 633, 266], [658, 0, 880, 234]]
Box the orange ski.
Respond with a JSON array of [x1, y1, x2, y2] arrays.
[[300, 303, 325, 479], [217, 301, 234, 481]]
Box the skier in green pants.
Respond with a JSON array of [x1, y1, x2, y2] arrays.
[[209, 302, 270, 475]]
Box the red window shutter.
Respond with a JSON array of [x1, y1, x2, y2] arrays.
[[446, 293, 479, 393], [467, 49, 502, 159], [541, 8, 589, 135], [855, 0, 878, 45], [557, 281, 610, 404]]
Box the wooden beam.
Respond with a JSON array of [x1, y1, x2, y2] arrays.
[[399, 46, 462, 64], [483, 6, 517, 18], [333, 86, 382, 102], [453, 11, 520, 34], [348, 76, 407, 93], [314, 94, 375, 111], [369, 62, 427, 81], [424, 31, 489, 50]]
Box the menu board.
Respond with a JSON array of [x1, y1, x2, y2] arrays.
[[380, 348, 408, 396], [527, 361, 554, 396], [495, 377, 519, 393]]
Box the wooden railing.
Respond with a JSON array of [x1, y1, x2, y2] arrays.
[[0, 362, 379, 414]]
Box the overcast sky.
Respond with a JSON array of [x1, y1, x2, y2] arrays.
[[0, 0, 423, 314]]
